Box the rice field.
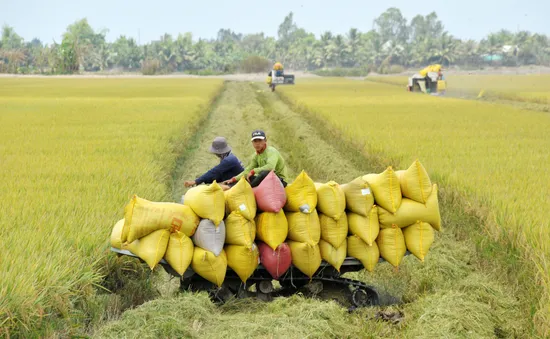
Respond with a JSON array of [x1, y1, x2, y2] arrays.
[[0, 78, 224, 336], [2, 75, 548, 338], [97, 81, 531, 338], [278, 78, 550, 335], [367, 74, 550, 104]]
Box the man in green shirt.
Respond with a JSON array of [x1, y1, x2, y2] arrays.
[[224, 130, 288, 187]]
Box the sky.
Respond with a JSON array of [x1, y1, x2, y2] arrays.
[[1, 0, 548, 44]]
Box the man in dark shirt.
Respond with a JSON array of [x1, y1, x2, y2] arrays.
[[184, 136, 244, 188]]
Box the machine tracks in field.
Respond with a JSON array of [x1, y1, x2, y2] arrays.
[[171, 80, 383, 202]]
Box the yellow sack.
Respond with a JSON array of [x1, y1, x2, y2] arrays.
[[319, 211, 347, 248], [123, 195, 200, 243], [396, 160, 432, 204], [191, 247, 227, 287], [225, 211, 256, 249], [363, 167, 402, 214], [377, 225, 406, 268], [288, 241, 321, 278], [419, 64, 441, 76], [378, 184, 441, 231], [224, 177, 257, 221], [266, 76, 272, 85], [347, 235, 379, 272], [348, 206, 379, 246], [319, 239, 347, 272], [164, 231, 194, 275], [403, 221, 435, 262], [284, 170, 317, 213], [341, 176, 374, 217], [225, 244, 260, 283], [286, 209, 321, 245], [110, 218, 126, 249], [314, 181, 346, 220], [184, 182, 225, 226], [127, 229, 170, 270], [255, 210, 288, 251], [273, 62, 283, 70]]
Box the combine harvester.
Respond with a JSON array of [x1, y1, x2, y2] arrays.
[[111, 246, 393, 308], [407, 64, 447, 95], [110, 161, 441, 311], [266, 62, 295, 92]]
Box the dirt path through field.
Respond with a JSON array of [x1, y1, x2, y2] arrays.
[[171, 80, 370, 201]]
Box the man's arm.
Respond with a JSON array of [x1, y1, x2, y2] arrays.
[[234, 154, 257, 181], [195, 160, 230, 185]]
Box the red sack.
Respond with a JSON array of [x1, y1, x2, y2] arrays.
[[252, 171, 287, 212], [258, 241, 291, 280]]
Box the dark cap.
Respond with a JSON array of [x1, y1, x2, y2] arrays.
[[251, 130, 266, 141]]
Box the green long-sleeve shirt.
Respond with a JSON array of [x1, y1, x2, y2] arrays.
[[235, 146, 288, 181]]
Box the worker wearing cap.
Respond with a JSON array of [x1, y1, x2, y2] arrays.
[[184, 136, 244, 188], [224, 130, 288, 187]]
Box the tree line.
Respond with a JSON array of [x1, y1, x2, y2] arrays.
[[1, 7, 549, 75]]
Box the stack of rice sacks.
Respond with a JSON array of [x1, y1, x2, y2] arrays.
[[315, 181, 347, 272], [222, 178, 259, 284], [341, 175, 380, 272], [109, 159, 440, 281], [344, 159, 441, 270], [110, 194, 200, 278], [284, 171, 321, 278], [374, 160, 441, 267], [253, 171, 292, 280]]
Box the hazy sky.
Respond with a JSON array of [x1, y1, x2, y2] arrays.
[[1, 0, 547, 44]]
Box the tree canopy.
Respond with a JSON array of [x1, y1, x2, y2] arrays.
[[1, 8, 549, 75]]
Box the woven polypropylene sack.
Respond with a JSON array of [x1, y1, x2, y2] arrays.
[[252, 171, 287, 213], [363, 166, 402, 214], [347, 235, 379, 272], [319, 211, 348, 248], [403, 221, 435, 262], [192, 219, 226, 256], [225, 243, 260, 283], [257, 241, 291, 280], [191, 247, 227, 287], [288, 241, 321, 278], [255, 210, 288, 250], [319, 239, 347, 272], [284, 170, 317, 213], [224, 211, 256, 249], [127, 229, 170, 270], [314, 181, 346, 220], [224, 177, 257, 221], [378, 184, 441, 231], [164, 231, 194, 275], [286, 209, 320, 245], [123, 195, 199, 243], [347, 206, 379, 246], [395, 160, 432, 204], [341, 176, 374, 217], [184, 181, 225, 226], [376, 225, 406, 268], [110, 218, 126, 249]]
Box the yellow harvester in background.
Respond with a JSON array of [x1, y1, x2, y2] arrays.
[[407, 64, 446, 95]]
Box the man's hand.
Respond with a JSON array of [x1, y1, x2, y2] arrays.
[[184, 180, 196, 187], [222, 177, 237, 185], [246, 170, 255, 182]]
